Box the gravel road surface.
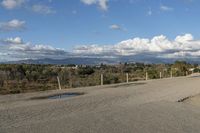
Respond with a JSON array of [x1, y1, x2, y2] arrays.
[[1, 75, 200, 133]]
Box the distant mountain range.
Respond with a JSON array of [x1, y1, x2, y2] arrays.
[[3, 55, 200, 65], [4, 58, 119, 65]]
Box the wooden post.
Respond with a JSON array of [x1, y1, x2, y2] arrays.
[[160, 72, 162, 79], [171, 71, 173, 78], [101, 74, 103, 86], [69, 71, 72, 88], [57, 76, 62, 90], [146, 72, 148, 80], [126, 73, 129, 83]]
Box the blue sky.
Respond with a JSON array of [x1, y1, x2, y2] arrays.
[[1, 0, 200, 62]]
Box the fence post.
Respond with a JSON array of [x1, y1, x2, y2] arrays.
[[57, 76, 62, 90], [69, 71, 73, 88], [101, 74, 103, 86], [160, 72, 162, 79], [171, 71, 173, 78], [146, 72, 148, 81], [126, 73, 129, 83]]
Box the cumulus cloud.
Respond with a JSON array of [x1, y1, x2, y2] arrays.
[[0, 37, 67, 61], [2, 34, 200, 62], [73, 34, 200, 59], [32, 4, 56, 14], [175, 33, 194, 43], [160, 5, 173, 11], [81, 0, 109, 11], [1, 0, 26, 9], [4, 37, 23, 44], [0, 19, 26, 31]]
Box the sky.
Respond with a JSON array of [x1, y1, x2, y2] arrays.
[[1, 0, 200, 62]]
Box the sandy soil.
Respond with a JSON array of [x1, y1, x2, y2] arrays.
[[1, 75, 200, 133], [182, 93, 200, 106]]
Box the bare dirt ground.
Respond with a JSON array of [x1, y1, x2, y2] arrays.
[[1, 74, 200, 133]]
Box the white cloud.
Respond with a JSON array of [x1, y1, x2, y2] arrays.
[[162, 51, 200, 58], [0, 37, 67, 61], [0, 19, 26, 31], [32, 4, 56, 14], [98, 0, 108, 11], [2, 34, 200, 62], [109, 24, 126, 31], [3, 37, 63, 52], [73, 33, 200, 59], [160, 5, 173, 11], [1, 0, 56, 15], [81, 0, 109, 11], [4, 37, 23, 44], [74, 45, 104, 55], [109, 24, 121, 30], [81, 0, 96, 5], [1, 0, 26, 9], [175, 33, 194, 43]]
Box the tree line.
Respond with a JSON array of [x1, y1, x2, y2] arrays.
[[0, 61, 199, 94]]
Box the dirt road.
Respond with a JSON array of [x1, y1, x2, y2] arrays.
[[1, 75, 200, 133]]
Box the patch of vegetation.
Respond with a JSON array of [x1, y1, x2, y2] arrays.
[[0, 61, 198, 94]]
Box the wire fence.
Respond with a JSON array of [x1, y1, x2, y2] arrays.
[[57, 70, 193, 90], [0, 68, 196, 94]]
